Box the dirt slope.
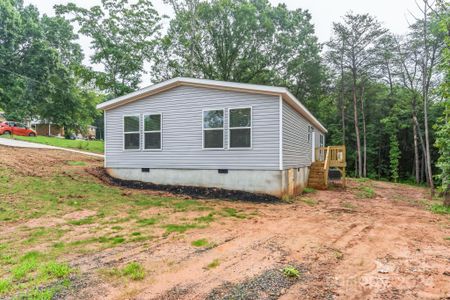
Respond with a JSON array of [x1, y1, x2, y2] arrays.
[[0, 146, 449, 299]]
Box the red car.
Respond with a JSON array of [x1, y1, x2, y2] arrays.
[[0, 121, 37, 136]]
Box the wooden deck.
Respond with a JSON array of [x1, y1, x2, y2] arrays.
[[308, 145, 346, 189]]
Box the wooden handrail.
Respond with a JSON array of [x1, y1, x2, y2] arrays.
[[323, 146, 331, 186]]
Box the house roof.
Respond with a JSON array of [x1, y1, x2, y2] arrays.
[[96, 77, 327, 133]]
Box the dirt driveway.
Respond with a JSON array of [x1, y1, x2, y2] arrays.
[[0, 146, 449, 299]]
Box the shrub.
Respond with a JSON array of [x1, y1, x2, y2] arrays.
[[122, 262, 145, 280], [281, 266, 300, 278]]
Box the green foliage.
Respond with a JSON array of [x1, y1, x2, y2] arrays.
[[164, 223, 199, 234], [153, 0, 324, 107], [0, 279, 11, 294], [356, 186, 376, 199], [302, 187, 316, 194], [40, 261, 71, 279], [0, 0, 102, 133], [430, 204, 450, 214], [389, 135, 401, 182], [281, 266, 300, 278], [56, 0, 162, 97]]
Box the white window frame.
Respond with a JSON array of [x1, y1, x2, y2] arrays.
[[307, 125, 313, 144], [123, 114, 141, 151], [319, 133, 325, 148], [143, 113, 163, 151], [228, 106, 252, 149], [202, 108, 225, 150]]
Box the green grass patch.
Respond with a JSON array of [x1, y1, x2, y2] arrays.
[[430, 204, 450, 215], [98, 236, 126, 245], [101, 262, 145, 281], [0, 279, 11, 294], [164, 223, 199, 234], [68, 216, 95, 225], [137, 218, 158, 226], [195, 213, 215, 223], [302, 187, 316, 194], [356, 186, 376, 199], [191, 238, 209, 247], [221, 208, 246, 219], [281, 265, 301, 278], [122, 262, 145, 280], [206, 259, 220, 269], [40, 261, 71, 279], [67, 161, 86, 166], [3, 136, 104, 153]]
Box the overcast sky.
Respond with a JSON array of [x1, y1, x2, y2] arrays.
[[24, 0, 421, 84]]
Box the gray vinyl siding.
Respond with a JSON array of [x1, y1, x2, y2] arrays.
[[105, 85, 280, 170], [282, 101, 313, 169]]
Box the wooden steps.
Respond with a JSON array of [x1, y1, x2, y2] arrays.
[[308, 162, 327, 190]]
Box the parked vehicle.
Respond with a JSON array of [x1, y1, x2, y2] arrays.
[[0, 121, 37, 136]]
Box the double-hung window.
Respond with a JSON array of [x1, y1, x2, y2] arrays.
[[203, 109, 224, 149], [144, 114, 162, 150], [123, 115, 140, 150], [229, 107, 251, 148], [307, 125, 313, 143]]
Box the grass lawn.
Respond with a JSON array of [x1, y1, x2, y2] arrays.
[[0, 153, 249, 299], [1, 135, 104, 153]]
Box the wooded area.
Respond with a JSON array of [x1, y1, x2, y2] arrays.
[[0, 0, 448, 196]]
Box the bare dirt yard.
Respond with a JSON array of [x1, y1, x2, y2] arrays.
[[0, 146, 449, 300]]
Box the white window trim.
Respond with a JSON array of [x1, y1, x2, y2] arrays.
[[143, 113, 163, 151], [307, 125, 313, 144], [202, 108, 225, 150], [319, 133, 325, 148], [228, 106, 252, 150], [123, 114, 141, 151]]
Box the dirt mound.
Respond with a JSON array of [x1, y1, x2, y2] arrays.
[[87, 166, 280, 203]]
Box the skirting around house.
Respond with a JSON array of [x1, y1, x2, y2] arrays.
[[106, 167, 309, 198]]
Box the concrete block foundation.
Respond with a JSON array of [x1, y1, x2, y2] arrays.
[[106, 167, 310, 198]]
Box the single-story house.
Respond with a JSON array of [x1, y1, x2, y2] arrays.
[[97, 77, 327, 198]]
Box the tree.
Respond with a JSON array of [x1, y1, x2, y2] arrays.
[[56, 0, 162, 97], [152, 0, 324, 108], [0, 0, 101, 133], [327, 12, 387, 177]]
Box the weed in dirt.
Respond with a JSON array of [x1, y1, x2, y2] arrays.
[[40, 261, 71, 279], [137, 218, 159, 226], [69, 216, 95, 225], [303, 187, 316, 194], [101, 262, 145, 281], [281, 266, 301, 278], [444, 237, 450, 241], [299, 197, 318, 206], [195, 213, 215, 223], [356, 186, 376, 199], [67, 161, 86, 166], [191, 238, 217, 248], [131, 232, 141, 236], [111, 226, 123, 231], [164, 223, 200, 234], [99, 236, 126, 245], [192, 238, 209, 247], [430, 204, 450, 214], [0, 279, 11, 294], [341, 202, 357, 210], [334, 250, 344, 260], [221, 208, 246, 219], [122, 262, 146, 280], [12, 252, 40, 280], [354, 177, 370, 183], [206, 259, 220, 269]]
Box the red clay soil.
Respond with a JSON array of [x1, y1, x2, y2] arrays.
[[66, 184, 450, 300], [0, 146, 449, 299]]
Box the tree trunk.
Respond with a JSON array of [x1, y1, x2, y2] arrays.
[[413, 115, 430, 185], [413, 121, 420, 184], [340, 42, 346, 145], [421, 3, 435, 194], [360, 84, 367, 177], [352, 76, 362, 177]]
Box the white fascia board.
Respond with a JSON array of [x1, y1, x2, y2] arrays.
[[97, 77, 327, 133]]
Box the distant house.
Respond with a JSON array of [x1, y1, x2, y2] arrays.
[[97, 77, 327, 198], [31, 121, 64, 137]]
